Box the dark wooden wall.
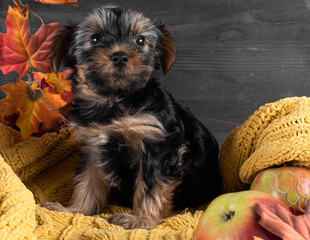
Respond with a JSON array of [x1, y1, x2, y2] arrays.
[[1, 0, 310, 147]]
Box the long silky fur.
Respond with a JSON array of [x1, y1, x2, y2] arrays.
[[44, 6, 222, 230]]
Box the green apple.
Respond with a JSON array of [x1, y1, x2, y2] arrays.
[[250, 167, 310, 213], [194, 191, 283, 240]]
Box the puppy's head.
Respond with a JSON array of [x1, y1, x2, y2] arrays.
[[54, 6, 176, 96]]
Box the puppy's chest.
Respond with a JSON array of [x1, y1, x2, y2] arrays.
[[71, 113, 165, 151]]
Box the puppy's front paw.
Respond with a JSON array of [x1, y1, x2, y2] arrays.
[[109, 213, 157, 229], [42, 202, 72, 213]]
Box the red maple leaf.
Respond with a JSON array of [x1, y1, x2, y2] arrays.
[[34, 0, 81, 6], [0, 3, 59, 78], [256, 201, 310, 240]]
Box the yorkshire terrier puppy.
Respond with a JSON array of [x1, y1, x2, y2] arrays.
[[43, 6, 222, 229]]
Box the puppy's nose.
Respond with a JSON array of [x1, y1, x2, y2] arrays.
[[110, 51, 129, 67]]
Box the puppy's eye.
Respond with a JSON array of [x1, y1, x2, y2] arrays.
[[90, 34, 102, 45], [135, 36, 145, 46]]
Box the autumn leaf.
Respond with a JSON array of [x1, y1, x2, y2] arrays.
[[0, 80, 66, 139], [255, 201, 310, 240], [0, 112, 20, 131], [33, 70, 73, 102], [34, 0, 81, 6], [0, 3, 59, 78]]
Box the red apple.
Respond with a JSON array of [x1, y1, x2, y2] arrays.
[[194, 191, 283, 240], [250, 167, 310, 213]]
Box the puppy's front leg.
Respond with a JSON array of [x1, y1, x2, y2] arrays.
[[110, 173, 180, 229], [43, 146, 110, 215]]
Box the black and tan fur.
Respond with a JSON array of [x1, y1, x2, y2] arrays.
[[43, 6, 222, 229]]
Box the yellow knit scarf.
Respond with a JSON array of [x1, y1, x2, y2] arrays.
[[220, 97, 310, 192]]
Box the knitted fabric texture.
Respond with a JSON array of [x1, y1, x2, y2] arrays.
[[0, 124, 203, 240], [220, 96, 310, 192]]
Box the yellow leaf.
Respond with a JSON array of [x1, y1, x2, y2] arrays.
[[0, 80, 66, 139]]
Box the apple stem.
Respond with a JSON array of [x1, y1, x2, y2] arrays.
[[223, 211, 235, 221]]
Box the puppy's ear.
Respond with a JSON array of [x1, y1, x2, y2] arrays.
[[157, 23, 176, 76], [53, 23, 77, 73]]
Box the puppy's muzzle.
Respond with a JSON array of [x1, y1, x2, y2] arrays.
[[110, 51, 129, 67]]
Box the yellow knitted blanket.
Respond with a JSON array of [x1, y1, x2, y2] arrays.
[[220, 96, 310, 192], [0, 123, 202, 240], [4, 96, 309, 239]]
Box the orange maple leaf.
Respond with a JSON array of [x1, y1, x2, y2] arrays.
[[34, 0, 81, 6], [33, 70, 73, 102], [0, 3, 59, 78], [0, 80, 66, 139]]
